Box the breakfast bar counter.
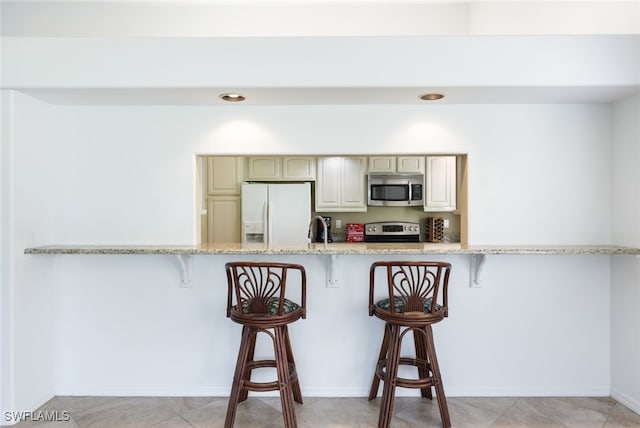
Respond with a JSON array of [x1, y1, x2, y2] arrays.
[[23, 243, 640, 255]]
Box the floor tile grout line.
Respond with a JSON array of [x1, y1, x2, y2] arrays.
[[490, 396, 522, 426], [599, 402, 611, 428], [601, 402, 617, 428], [176, 412, 197, 428], [162, 405, 194, 427]]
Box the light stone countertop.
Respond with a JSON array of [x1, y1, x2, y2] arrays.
[[23, 243, 640, 255]]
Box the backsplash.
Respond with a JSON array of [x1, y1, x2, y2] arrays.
[[314, 206, 461, 243]]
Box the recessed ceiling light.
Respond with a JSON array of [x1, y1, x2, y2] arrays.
[[420, 93, 445, 101], [220, 93, 246, 102]]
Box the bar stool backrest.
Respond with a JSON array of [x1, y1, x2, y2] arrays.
[[226, 262, 307, 318], [369, 261, 451, 318]]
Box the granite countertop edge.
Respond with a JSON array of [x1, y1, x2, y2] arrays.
[[23, 244, 640, 255]]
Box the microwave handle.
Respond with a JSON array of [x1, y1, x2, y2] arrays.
[[408, 181, 412, 203]]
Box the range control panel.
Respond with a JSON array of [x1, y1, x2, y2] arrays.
[[364, 222, 420, 242]]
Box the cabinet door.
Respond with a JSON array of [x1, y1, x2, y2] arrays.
[[341, 157, 367, 210], [424, 156, 456, 212], [315, 157, 342, 210], [368, 156, 396, 173], [206, 196, 241, 243], [207, 157, 243, 195], [283, 157, 316, 180], [247, 157, 282, 180], [397, 156, 425, 173]]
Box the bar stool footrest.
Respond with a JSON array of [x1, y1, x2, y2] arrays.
[[376, 357, 435, 389], [242, 360, 298, 392]]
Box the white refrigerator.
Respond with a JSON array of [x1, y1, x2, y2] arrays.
[[241, 182, 311, 245]]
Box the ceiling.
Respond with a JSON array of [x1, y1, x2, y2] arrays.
[[3, 0, 639, 37], [6, 1, 640, 105]]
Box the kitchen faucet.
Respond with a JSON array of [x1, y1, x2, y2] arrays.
[[308, 215, 328, 249]]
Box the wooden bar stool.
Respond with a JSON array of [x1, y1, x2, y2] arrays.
[[224, 262, 307, 428], [368, 261, 452, 428]]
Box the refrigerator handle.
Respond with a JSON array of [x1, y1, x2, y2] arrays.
[[266, 201, 273, 244]]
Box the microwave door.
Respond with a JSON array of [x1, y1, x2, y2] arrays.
[[371, 184, 410, 201]]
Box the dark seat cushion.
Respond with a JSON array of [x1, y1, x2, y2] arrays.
[[237, 297, 300, 315], [376, 296, 441, 313]]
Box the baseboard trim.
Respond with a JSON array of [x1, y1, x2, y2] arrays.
[[611, 388, 640, 414], [55, 386, 230, 397], [55, 386, 612, 398]]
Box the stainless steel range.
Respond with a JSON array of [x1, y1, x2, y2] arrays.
[[364, 221, 421, 243]]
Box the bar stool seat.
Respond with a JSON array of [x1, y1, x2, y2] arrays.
[[368, 261, 452, 428], [375, 296, 442, 313], [224, 262, 307, 428]]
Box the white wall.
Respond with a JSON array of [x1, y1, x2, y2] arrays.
[[0, 95, 613, 401], [49, 253, 612, 398], [611, 94, 640, 247], [43, 102, 611, 246], [1, 91, 13, 422], [0, 91, 59, 422], [610, 94, 640, 413]]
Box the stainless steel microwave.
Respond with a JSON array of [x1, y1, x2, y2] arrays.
[[367, 174, 424, 207]]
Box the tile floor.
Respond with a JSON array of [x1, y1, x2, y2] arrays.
[[8, 395, 640, 428]]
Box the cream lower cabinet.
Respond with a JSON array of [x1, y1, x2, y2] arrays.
[[206, 196, 241, 243], [316, 156, 367, 212], [424, 156, 456, 212]]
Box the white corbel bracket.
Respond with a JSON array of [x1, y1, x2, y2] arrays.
[[469, 254, 487, 288], [177, 254, 193, 287], [327, 254, 339, 288]]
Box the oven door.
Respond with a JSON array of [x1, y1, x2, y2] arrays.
[[364, 234, 420, 243]]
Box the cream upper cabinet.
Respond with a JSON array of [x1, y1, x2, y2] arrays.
[[368, 156, 424, 174], [207, 157, 244, 195], [397, 156, 425, 173], [282, 157, 316, 180], [247, 156, 315, 181], [368, 156, 396, 173], [316, 156, 367, 212], [424, 156, 457, 212], [247, 157, 282, 180]]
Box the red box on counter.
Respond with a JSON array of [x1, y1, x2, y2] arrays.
[[346, 223, 365, 243]]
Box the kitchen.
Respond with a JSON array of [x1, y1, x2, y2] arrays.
[[199, 155, 464, 246], [2, 1, 640, 426]]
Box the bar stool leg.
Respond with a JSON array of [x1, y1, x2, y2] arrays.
[[378, 324, 402, 428], [239, 330, 257, 403], [274, 326, 298, 428], [225, 326, 253, 428], [369, 323, 391, 401], [423, 326, 451, 428], [284, 326, 303, 404], [414, 328, 433, 399]]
